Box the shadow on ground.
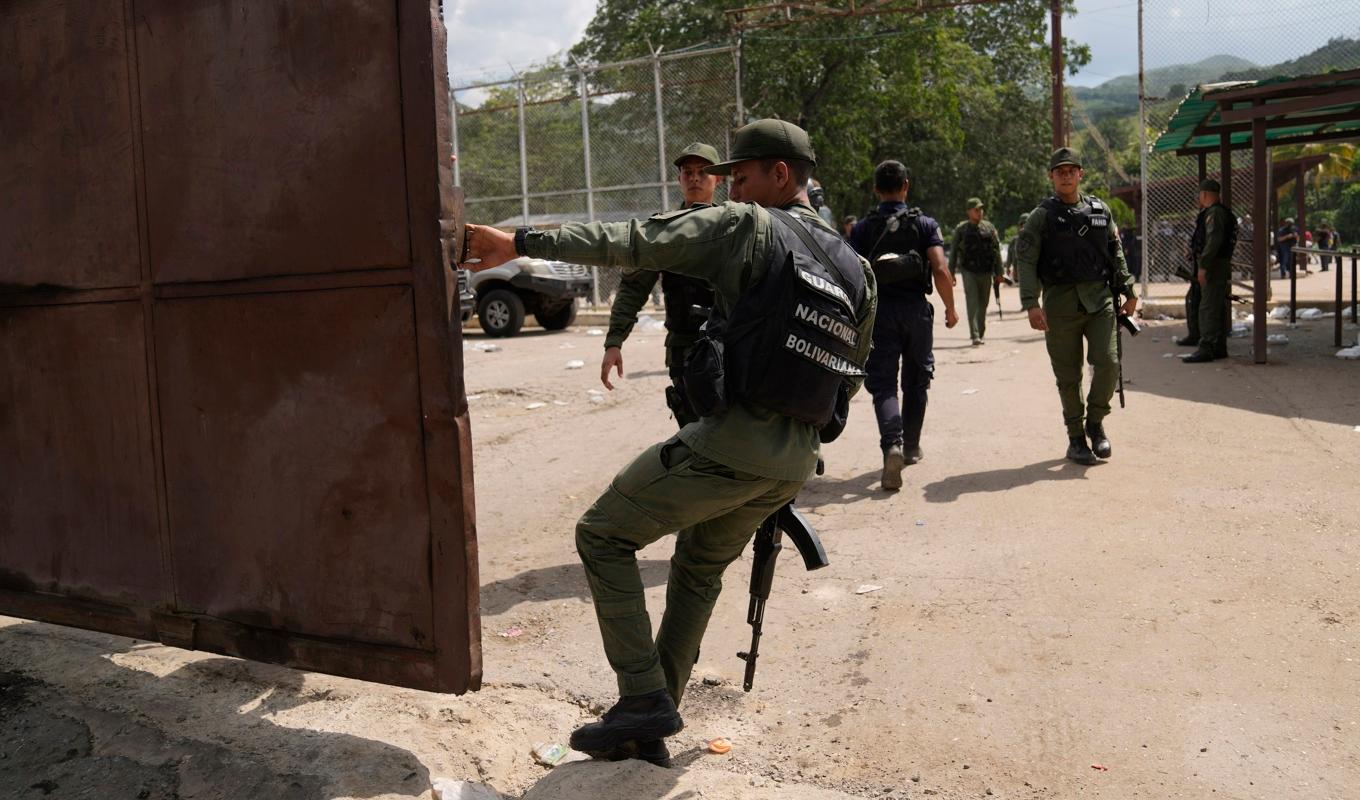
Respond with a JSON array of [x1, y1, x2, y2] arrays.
[[921, 458, 1092, 503], [481, 558, 670, 616], [0, 624, 429, 800], [1126, 317, 1359, 428]]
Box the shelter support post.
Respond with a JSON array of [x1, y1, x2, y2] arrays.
[[1336, 257, 1344, 347], [1252, 103, 1268, 364], [1219, 137, 1231, 207], [1197, 152, 1207, 184]]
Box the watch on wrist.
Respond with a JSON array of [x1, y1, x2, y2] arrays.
[[514, 226, 532, 257]]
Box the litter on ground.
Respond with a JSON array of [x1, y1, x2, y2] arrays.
[[855, 584, 883, 594]]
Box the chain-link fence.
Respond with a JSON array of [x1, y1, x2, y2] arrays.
[[452, 46, 740, 306], [1138, 2, 1360, 290]]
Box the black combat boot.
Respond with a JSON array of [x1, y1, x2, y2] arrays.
[[585, 738, 672, 768], [881, 441, 905, 491], [1173, 335, 1199, 347], [569, 689, 683, 753], [1066, 436, 1098, 465], [1181, 350, 1215, 363], [905, 445, 924, 465], [1085, 419, 1111, 459]]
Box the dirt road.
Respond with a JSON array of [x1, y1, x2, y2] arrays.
[[4, 289, 1358, 800]]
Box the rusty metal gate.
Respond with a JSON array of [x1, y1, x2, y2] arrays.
[[0, 0, 480, 693]]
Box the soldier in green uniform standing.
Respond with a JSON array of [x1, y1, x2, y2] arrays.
[[600, 142, 724, 425], [950, 198, 1005, 345], [1015, 148, 1138, 465], [1005, 212, 1029, 284], [464, 120, 876, 766], [1183, 179, 1237, 363]]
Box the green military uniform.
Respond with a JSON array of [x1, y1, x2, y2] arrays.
[[523, 125, 877, 706], [1015, 149, 1135, 445], [1187, 179, 1234, 361], [950, 198, 1004, 343], [1006, 212, 1029, 282]]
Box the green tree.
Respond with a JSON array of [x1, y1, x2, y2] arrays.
[[570, 1, 1089, 228], [1336, 182, 1360, 243]]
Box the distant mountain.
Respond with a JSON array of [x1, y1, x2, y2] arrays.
[[1221, 36, 1360, 82], [1089, 54, 1258, 97]]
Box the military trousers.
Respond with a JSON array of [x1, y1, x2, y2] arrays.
[[960, 270, 994, 341], [575, 438, 803, 704], [1043, 303, 1118, 438], [864, 293, 935, 450], [1183, 281, 1202, 342], [1194, 273, 1231, 358]]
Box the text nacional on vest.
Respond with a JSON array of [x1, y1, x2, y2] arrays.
[[793, 301, 859, 348]]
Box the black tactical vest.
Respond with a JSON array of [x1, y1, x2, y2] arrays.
[[660, 271, 714, 335], [959, 223, 993, 272], [720, 208, 868, 426], [859, 206, 932, 295], [1190, 203, 1238, 260], [1037, 195, 1113, 285]]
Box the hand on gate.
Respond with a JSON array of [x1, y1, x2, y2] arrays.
[[1027, 306, 1049, 331], [462, 224, 516, 270], [944, 307, 959, 329], [601, 346, 624, 390]]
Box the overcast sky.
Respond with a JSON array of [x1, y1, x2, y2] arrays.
[[444, 0, 1357, 89]]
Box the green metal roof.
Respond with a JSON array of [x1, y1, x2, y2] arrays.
[[1152, 73, 1360, 154]]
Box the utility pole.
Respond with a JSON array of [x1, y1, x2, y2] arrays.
[[1051, 0, 1065, 149]]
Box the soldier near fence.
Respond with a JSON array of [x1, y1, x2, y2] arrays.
[[1182, 179, 1237, 363], [950, 197, 1005, 345], [464, 119, 876, 767], [600, 142, 724, 426], [1015, 148, 1138, 465]]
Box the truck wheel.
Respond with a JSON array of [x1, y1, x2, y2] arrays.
[[535, 302, 577, 331], [478, 289, 525, 337]]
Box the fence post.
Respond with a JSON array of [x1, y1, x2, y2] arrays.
[[578, 65, 601, 306], [517, 79, 530, 226], [451, 90, 461, 187], [654, 49, 670, 212], [1136, 0, 1149, 301], [734, 35, 745, 129]]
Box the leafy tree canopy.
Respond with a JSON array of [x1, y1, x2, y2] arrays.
[[570, 1, 1089, 228]]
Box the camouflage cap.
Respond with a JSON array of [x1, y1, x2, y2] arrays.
[[1199, 178, 1221, 193], [966, 197, 984, 210], [1049, 147, 1082, 171], [705, 119, 816, 175], [673, 141, 721, 168]]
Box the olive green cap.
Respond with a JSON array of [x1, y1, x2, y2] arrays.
[[1049, 147, 1082, 170], [673, 142, 721, 168], [1019, 212, 1030, 224], [704, 119, 817, 175], [1199, 178, 1221, 193], [966, 197, 985, 210]]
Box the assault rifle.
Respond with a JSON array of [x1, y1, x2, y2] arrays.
[[1110, 281, 1141, 409], [737, 468, 829, 692]]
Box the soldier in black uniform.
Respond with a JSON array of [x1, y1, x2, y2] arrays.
[[848, 160, 959, 490]]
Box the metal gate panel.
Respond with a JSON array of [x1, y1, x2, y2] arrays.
[[135, 0, 411, 283], [0, 0, 480, 693], [0, 302, 162, 602], [0, 0, 140, 289], [155, 286, 433, 649]]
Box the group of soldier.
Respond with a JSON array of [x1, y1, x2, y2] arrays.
[[461, 119, 1223, 767]]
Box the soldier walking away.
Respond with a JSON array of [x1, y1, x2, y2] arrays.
[[950, 197, 1005, 345], [1275, 217, 1298, 278], [848, 160, 958, 490], [1006, 212, 1029, 284], [1183, 179, 1237, 363], [464, 119, 876, 767], [1014, 148, 1138, 465], [1317, 222, 1339, 272], [600, 142, 724, 427]]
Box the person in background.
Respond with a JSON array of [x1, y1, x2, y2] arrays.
[[1275, 217, 1298, 278]]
